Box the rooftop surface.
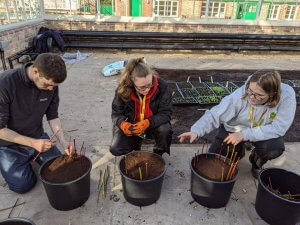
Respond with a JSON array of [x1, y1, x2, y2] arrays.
[[0, 50, 299, 225]]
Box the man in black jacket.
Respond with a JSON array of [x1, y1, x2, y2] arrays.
[[0, 53, 73, 193], [110, 58, 173, 156]]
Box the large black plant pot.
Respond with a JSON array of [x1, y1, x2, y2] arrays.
[[39, 155, 92, 211], [190, 153, 239, 208], [119, 151, 167, 206], [0, 217, 35, 225], [255, 168, 300, 225]]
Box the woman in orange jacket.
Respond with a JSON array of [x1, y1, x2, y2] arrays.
[[110, 58, 173, 156]]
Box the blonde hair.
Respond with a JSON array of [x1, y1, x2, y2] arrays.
[[243, 70, 281, 107], [117, 58, 154, 101]]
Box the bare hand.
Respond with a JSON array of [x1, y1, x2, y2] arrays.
[[177, 132, 198, 143], [31, 139, 54, 153], [224, 132, 244, 146]]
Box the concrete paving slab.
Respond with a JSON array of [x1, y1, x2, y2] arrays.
[[0, 51, 299, 225]]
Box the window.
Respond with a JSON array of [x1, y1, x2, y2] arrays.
[[207, 2, 226, 18], [285, 5, 297, 20], [0, 0, 42, 25], [268, 4, 280, 20], [154, 0, 178, 17]]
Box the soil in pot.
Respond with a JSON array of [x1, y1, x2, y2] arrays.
[[192, 154, 237, 181], [41, 154, 90, 183], [120, 152, 164, 180]]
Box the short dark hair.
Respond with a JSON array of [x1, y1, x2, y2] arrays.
[[33, 53, 67, 83]]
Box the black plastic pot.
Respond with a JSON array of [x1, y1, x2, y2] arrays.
[[0, 217, 35, 225], [39, 155, 92, 211], [190, 153, 238, 208], [255, 168, 300, 225], [119, 151, 167, 206]]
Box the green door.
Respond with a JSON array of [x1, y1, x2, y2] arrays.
[[236, 3, 257, 20], [131, 0, 142, 16]]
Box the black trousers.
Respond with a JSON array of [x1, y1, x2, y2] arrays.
[[208, 125, 285, 169], [110, 122, 173, 156]]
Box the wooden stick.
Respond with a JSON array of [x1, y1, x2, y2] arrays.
[[138, 167, 143, 180], [221, 167, 224, 182]]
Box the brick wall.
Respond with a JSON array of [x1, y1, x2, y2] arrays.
[[0, 22, 47, 70], [142, 0, 153, 17], [47, 20, 300, 34], [1, 18, 300, 70], [181, 0, 200, 18]]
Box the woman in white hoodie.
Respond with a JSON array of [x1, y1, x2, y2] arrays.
[[178, 70, 296, 178]]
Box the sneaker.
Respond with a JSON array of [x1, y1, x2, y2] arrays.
[[251, 166, 261, 179]]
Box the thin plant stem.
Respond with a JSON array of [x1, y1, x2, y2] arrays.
[[73, 139, 76, 155], [232, 152, 238, 164], [229, 158, 240, 179], [138, 167, 143, 180], [79, 141, 85, 156], [224, 146, 230, 162], [49, 129, 60, 142], [226, 162, 234, 180], [0, 201, 25, 213], [229, 145, 235, 164], [97, 170, 102, 203], [8, 197, 19, 218], [145, 162, 148, 178], [269, 177, 273, 190]]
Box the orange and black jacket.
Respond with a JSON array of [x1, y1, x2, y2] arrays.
[[111, 77, 172, 129]]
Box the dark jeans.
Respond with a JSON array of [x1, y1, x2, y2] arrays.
[[110, 122, 173, 156], [0, 133, 61, 194], [208, 125, 285, 169]]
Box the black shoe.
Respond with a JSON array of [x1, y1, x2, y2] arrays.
[[251, 166, 261, 179], [153, 149, 164, 156]]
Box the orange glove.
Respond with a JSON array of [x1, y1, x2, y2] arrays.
[[132, 119, 150, 136], [120, 121, 134, 136]]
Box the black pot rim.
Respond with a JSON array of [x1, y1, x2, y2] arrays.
[[0, 217, 35, 224], [258, 167, 300, 204], [190, 152, 239, 184], [39, 155, 92, 186], [119, 150, 167, 183]]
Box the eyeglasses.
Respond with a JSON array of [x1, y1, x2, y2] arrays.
[[246, 88, 268, 100], [134, 83, 153, 91]]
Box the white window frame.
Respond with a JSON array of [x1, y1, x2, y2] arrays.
[[285, 5, 297, 21], [154, 0, 179, 17], [0, 0, 43, 26], [268, 4, 280, 20], [207, 2, 226, 18]]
